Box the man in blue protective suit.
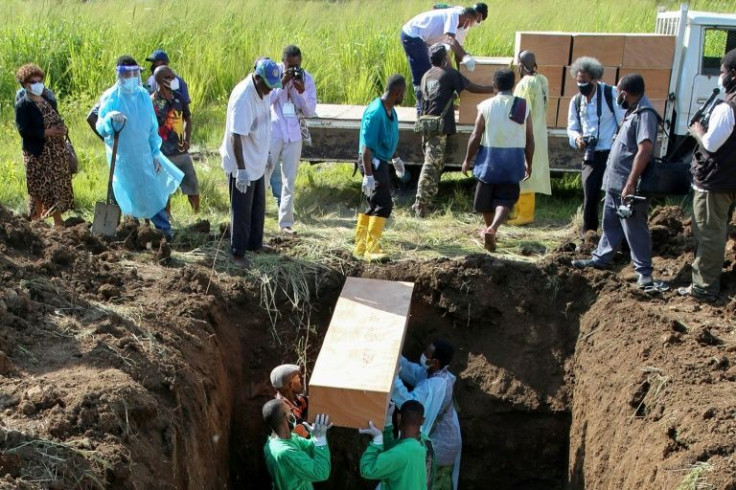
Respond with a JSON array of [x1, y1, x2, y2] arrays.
[[392, 339, 461, 490], [96, 55, 183, 240]]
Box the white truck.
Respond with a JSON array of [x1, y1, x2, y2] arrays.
[[301, 4, 733, 173]]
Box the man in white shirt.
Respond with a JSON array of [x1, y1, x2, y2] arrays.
[[220, 58, 282, 267], [679, 48, 736, 301], [566, 57, 626, 237], [401, 6, 477, 112]]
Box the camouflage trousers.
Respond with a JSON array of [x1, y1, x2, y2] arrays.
[[415, 134, 448, 207]]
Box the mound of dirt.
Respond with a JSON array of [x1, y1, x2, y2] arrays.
[[1, 203, 734, 489]]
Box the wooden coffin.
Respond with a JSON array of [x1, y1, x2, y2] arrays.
[[308, 277, 414, 429]]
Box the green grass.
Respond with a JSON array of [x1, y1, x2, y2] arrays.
[[0, 0, 732, 262]]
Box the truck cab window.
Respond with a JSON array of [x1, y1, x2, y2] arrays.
[[702, 28, 736, 75]]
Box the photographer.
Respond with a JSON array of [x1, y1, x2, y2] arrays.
[[572, 74, 662, 290], [265, 45, 317, 235], [678, 48, 736, 302], [566, 57, 626, 236]]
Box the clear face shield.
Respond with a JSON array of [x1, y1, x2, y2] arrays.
[[116, 65, 143, 93]]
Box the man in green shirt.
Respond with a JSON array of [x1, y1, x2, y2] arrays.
[[262, 399, 333, 489], [359, 400, 428, 489]]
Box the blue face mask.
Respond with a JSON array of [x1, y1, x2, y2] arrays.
[[119, 77, 139, 93]]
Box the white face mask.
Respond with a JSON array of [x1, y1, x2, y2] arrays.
[[29, 82, 44, 96], [168, 77, 180, 91], [420, 353, 430, 369]]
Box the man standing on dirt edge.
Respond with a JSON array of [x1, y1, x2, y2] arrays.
[[392, 340, 461, 490], [462, 69, 534, 252], [220, 58, 281, 268], [353, 74, 406, 262], [151, 66, 200, 217], [359, 401, 428, 490], [510, 50, 551, 225], [566, 57, 626, 239], [262, 399, 332, 489], [572, 74, 662, 290], [679, 48, 736, 302]]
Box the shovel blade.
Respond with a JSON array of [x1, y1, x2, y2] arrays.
[[92, 201, 121, 237]]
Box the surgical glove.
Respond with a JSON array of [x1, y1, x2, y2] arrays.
[[108, 111, 126, 125], [385, 401, 396, 428], [462, 55, 476, 72], [359, 421, 384, 445], [304, 413, 333, 447], [392, 157, 406, 178], [235, 169, 250, 194], [153, 157, 162, 174], [362, 175, 376, 198]]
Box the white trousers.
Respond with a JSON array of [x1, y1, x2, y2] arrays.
[[266, 138, 303, 229]]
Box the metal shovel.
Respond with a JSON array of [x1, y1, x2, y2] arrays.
[[92, 119, 126, 237]]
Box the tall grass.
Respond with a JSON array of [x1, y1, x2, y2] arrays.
[[0, 0, 734, 221]]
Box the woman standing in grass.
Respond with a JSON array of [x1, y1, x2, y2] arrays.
[[14, 63, 74, 227]]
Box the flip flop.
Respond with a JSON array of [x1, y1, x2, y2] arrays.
[[642, 281, 670, 294]]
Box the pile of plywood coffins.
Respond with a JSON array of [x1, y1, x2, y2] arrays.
[[456, 31, 675, 129]]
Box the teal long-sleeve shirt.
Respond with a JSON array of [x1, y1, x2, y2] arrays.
[[360, 428, 427, 490], [264, 433, 331, 490]]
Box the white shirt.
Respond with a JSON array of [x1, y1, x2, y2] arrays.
[[220, 75, 272, 180], [566, 83, 626, 152], [402, 9, 459, 43], [701, 100, 736, 152]]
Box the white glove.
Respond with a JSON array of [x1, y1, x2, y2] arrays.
[[462, 55, 476, 72], [153, 157, 162, 174], [385, 401, 396, 428], [235, 169, 250, 194], [362, 175, 376, 198], [391, 158, 406, 179], [108, 111, 126, 125], [304, 414, 333, 447], [359, 421, 384, 445]]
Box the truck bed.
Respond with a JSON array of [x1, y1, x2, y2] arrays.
[[302, 103, 580, 172]]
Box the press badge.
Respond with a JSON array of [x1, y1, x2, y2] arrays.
[[283, 102, 297, 118]]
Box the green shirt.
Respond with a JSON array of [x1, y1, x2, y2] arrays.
[[359, 429, 427, 490], [264, 433, 331, 490]]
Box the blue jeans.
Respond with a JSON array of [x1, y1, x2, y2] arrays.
[[149, 208, 173, 239], [270, 166, 282, 207], [400, 31, 431, 113], [592, 191, 653, 276]]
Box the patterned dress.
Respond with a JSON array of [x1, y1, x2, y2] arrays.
[[23, 99, 74, 217]]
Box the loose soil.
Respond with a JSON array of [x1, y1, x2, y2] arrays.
[[0, 204, 734, 489]]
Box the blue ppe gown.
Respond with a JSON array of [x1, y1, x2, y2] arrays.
[[96, 84, 183, 219]]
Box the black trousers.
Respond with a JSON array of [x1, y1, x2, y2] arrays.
[[228, 175, 265, 257], [361, 160, 393, 218], [581, 150, 610, 233]]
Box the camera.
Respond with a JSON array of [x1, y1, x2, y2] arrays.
[[582, 135, 598, 148], [288, 66, 304, 81]]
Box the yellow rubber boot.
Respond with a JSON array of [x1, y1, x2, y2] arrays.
[[364, 216, 390, 262], [507, 193, 535, 226], [352, 213, 370, 259]]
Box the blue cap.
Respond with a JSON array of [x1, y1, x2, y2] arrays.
[[255, 58, 282, 89], [145, 50, 169, 63]]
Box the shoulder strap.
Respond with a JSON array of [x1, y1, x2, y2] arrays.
[[574, 93, 583, 128], [603, 84, 616, 124], [634, 106, 664, 129]]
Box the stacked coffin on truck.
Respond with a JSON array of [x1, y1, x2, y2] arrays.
[[457, 31, 675, 129]]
